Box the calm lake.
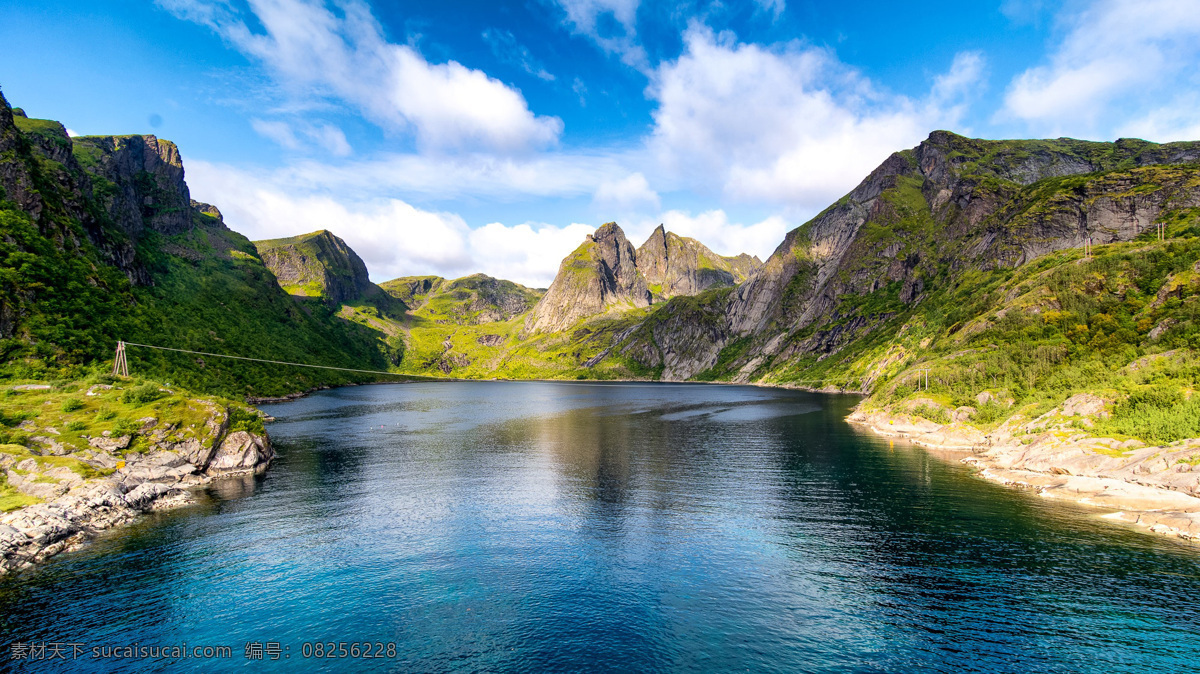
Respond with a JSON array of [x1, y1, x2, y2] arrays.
[[1, 381, 1198, 672]]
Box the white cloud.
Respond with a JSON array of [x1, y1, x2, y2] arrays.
[[64, 128, 79, 137], [187, 159, 611, 286], [755, 0, 785, 19], [647, 24, 982, 211], [308, 124, 352, 156], [251, 119, 301, 150], [1117, 94, 1200, 142], [160, 0, 562, 152], [653, 210, 787, 261], [251, 118, 352, 156], [269, 150, 636, 202], [482, 28, 556, 81], [553, 0, 647, 70], [468, 222, 597, 287], [1000, 0, 1200, 135], [593, 172, 660, 213]]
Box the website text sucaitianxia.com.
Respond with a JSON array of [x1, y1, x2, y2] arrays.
[[8, 640, 401, 662]]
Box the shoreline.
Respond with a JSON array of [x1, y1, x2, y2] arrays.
[[247, 376, 864, 405], [846, 404, 1200, 543], [254, 378, 1196, 545], [1, 396, 274, 576]]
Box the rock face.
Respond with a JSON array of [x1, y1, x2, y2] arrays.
[[625, 131, 1200, 381], [636, 225, 761, 299], [0, 92, 225, 286], [71, 134, 193, 237], [254, 230, 376, 305], [525, 223, 652, 333]]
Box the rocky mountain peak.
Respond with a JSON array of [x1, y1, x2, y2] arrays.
[[253, 229, 375, 306], [636, 225, 761, 300], [524, 222, 651, 333], [71, 133, 192, 236]]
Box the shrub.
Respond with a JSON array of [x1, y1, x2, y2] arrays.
[[61, 398, 84, 413], [64, 421, 87, 432], [120, 382, 163, 405], [96, 408, 116, 421], [227, 406, 265, 435], [911, 404, 951, 425], [111, 418, 140, 436], [1097, 386, 1200, 444]]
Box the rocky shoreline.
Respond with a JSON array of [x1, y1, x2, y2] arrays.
[[847, 395, 1200, 543], [1, 399, 274, 575]]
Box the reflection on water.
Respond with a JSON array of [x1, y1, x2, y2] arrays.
[[1, 381, 1198, 673]]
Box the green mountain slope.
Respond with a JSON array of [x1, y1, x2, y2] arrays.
[[0, 91, 397, 397], [606, 131, 1200, 441]]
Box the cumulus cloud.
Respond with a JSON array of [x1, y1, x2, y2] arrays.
[[553, 0, 647, 70], [187, 160, 611, 286], [593, 173, 660, 213], [647, 24, 983, 211], [467, 222, 598, 287], [1000, 0, 1200, 136], [160, 0, 562, 152]]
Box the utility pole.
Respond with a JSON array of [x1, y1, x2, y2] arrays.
[[914, 368, 931, 391], [113, 341, 129, 378]]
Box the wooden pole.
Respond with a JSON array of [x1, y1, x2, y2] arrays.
[[113, 341, 128, 378]]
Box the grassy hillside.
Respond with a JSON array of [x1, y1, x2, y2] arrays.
[[0, 92, 402, 398], [380, 272, 650, 379]]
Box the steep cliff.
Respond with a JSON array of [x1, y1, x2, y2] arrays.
[[620, 131, 1200, 382], [254, 230, 376, 305], [635, 225, 761, 299], [524, 222, 651, 333], [0, 91, 394, 395]]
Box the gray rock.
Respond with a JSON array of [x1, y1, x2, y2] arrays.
[[206, 431, 274, 476], [525, 223, 652, 333], [88, 435, 131, 451]]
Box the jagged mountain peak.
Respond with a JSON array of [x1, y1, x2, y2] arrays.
[[636, 224, 761, 300], [524, 221, 650, 334]]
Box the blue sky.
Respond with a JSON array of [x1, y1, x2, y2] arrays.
[[3, 0, 1199, 285]]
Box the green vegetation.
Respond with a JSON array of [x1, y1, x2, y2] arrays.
[[0, 377, 256, 460]]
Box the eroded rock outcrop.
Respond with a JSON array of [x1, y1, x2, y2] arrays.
[[525, 223, 652, 333], [0, 402, 273, 575], [636, 225, 761, 299]]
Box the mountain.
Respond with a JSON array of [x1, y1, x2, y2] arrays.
[[524, 222, 651, 333], [636, 224, 761, 299], [380, 274, 541, 325], [0, 91, 396, 395], [254, 230, 377, 305], [629, 131, 1200, 382], [608, 130, 1200, 443]]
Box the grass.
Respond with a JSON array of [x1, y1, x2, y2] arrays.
[[0, 377, 255, 461]]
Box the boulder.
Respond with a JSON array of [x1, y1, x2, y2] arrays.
[[1061, 393, 1108, 418], [206, 431, 274, 476]]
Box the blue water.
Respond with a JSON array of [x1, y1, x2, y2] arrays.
[[1, 382, 1198, 673]]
